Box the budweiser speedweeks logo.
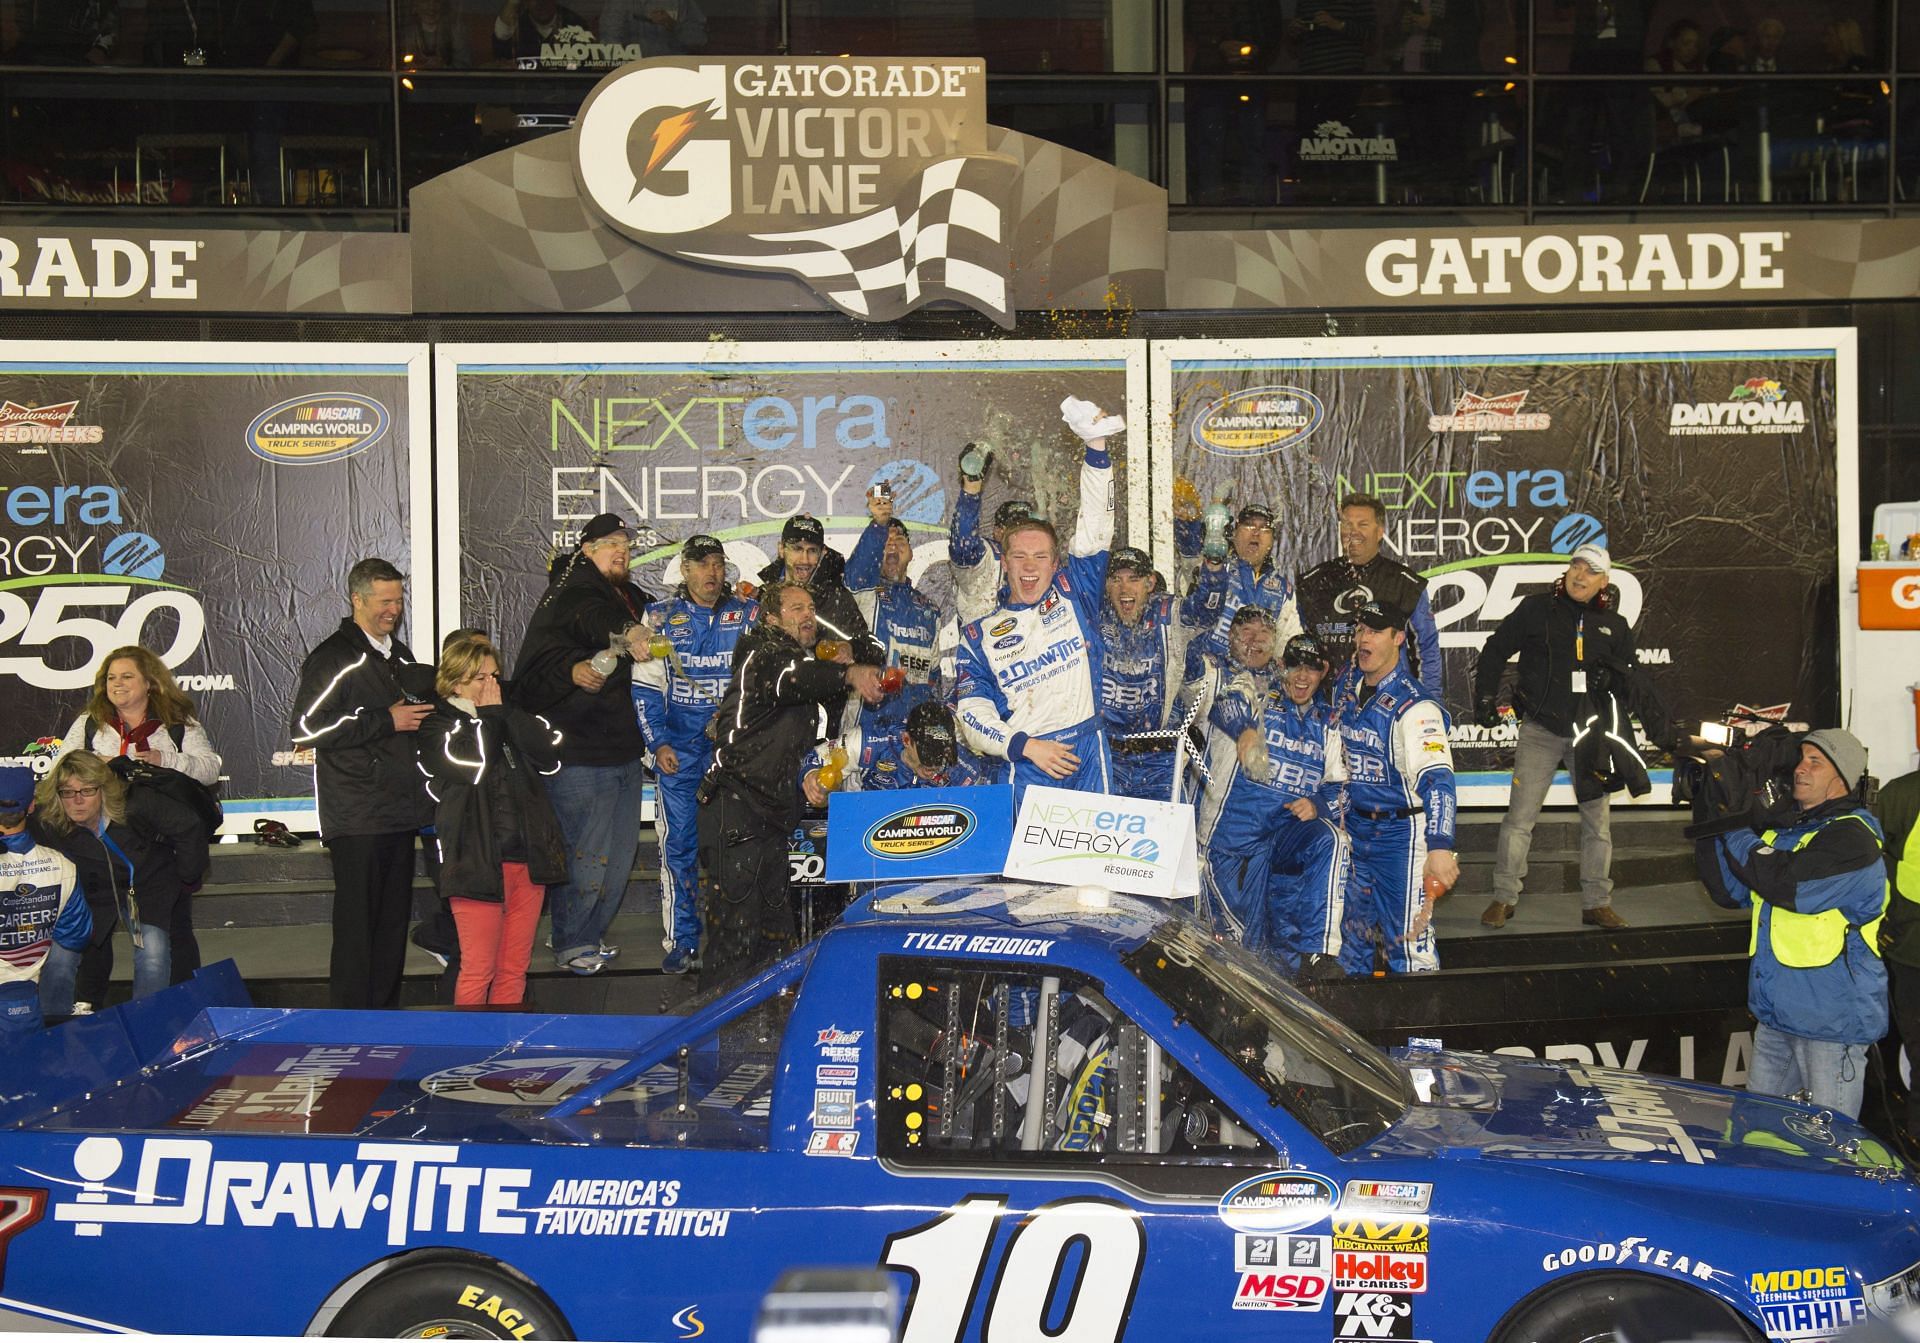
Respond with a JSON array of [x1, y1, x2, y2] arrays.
[[573, 58, 1018, 326]]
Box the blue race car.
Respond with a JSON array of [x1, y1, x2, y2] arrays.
[[0, 881, 1913, 1343]]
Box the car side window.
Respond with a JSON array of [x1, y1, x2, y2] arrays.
[[876, 957, 1274, 1167]]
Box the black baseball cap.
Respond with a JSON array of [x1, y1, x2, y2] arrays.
[[1283, 633, 1329, 669], [1235, 504, 1277, 528], [781, 515, 826, 546], [993, 500, 1037, 530], [906, 702, 959, 768], [578, 513, 633, 546], [1230, 605, 1277, 630], [1353, 600, 1409, 632], [1109, 546, 1154, 576], [682, 534, 726, 562], [884, 518, 911, 542]]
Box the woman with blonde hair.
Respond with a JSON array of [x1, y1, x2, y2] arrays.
[[31, 751, 207, 1013], [56, 645, 222, 786], [419, 633, 568, 1006]]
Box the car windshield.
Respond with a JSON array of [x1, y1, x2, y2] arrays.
[[1124, 919, 1410, 1155]]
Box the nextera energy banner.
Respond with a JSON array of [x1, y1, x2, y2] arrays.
[[1151, 331, 1851, 804], [0, 341, 431, 816], [435, 341, 1147, 643]]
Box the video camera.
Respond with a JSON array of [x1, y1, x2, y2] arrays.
[[1672, 712, 1806, 840]]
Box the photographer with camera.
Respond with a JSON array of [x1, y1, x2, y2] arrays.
[[1704, 730, 1887, 1119], [1473, 545, 1636, 931]]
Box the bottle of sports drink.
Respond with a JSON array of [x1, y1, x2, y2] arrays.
[[1202, 496, 1233, 561], [815, 639, 844, 661], [1871, 533, 1891, 561], [816, 743, 850, 790], [880, 666, 906, 694], [589, 632, 625, 676]]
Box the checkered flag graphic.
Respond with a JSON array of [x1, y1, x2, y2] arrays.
[[681, 154, 1020, 326]]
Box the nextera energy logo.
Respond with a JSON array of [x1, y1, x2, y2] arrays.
[[573, 59, 1019, 326]]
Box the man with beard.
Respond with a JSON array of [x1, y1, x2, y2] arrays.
[[1332, 601, 1458, 974], [1188, 503, 1303, 674], [291, 557, 435, 1007], [634, 534, 757, 976], [1297, 492, 1440, 693], [698, 580, 885, 980], [512, 513, 655, 975], [1099, 546, 1226, 801], [843, 489, 942, 751], [757, 514, 883, 664]]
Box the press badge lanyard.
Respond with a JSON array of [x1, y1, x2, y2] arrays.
[[1572, 615, 1588, 695], [96, 826, 143, 947]]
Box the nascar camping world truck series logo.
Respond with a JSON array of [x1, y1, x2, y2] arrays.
[[573, 58, 1019, 327]]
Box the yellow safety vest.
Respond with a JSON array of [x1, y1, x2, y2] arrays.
[[1897, 806, 1920, 908], [1748, 814, 1887, 969]]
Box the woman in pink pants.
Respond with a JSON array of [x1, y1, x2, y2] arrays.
[[421, 634, 568, 1006]]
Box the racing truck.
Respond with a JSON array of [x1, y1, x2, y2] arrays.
[[0, 881, 1914, 1343]]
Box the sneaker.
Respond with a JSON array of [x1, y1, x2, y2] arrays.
[[563, 954, 604, 975], [597, 942, 619, 960], [661, 947, 697, 975], [71, 1001, 94, 1016], [1481, 901, 1516, 929], [1582, 906, 1629, 930]]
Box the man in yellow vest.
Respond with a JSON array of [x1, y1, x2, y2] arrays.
[[1707, 728, 1887, 1118], [1873, 767, 1920, 1139]]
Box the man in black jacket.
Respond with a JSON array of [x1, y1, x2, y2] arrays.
[[1296, 492, 1441, 695], [1472, 545, 1636, 931], [290, 557, 435, 1008], [511, 513, 654, 975], [698, 579, 885, 982], [757, 514, 884, 665]]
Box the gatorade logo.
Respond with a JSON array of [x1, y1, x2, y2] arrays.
[[1893, 575, 1920, 610]]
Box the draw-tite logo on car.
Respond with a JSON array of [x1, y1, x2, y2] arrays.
[[246, 393, 392, 465], [1427, 390, 1552, 434], [864, 805, 975, 860], [0, 399, 104, 446], [1669, 377, 1808, 435], [1218, 1171, 1340, 1234], [422, 1056, 633, 1105], [1189, 385, 1326, 457]]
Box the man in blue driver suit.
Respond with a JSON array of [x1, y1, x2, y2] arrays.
[[1705, 729, 1887, 1118], [853, 702, 990, 791], [1177, 605, 1281, 809], [955, 396, 1121, 803], [948, 438, 1039, 627], [1099, 546, 1227, 801], [1333, 600, 1459, 975], [1194, 634, 1349, 975], [1189, 503, 1303, 674], [633, 534, 757, 976], [842, 487, 942, 753]]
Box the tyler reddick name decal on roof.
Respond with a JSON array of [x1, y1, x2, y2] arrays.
[[900, 932, 1057, 957], [49, 1138, 733, 1246]]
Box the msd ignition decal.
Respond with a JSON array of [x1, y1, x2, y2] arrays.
[[573, 59, 1019, 326], [1218, 1171, 1340, 1234], [1232, 1234, 1332, 1312], [1190, 385, 1326, 456], [1669, 377, 1809, 435], [864, 804, 975, 859], [245, 392, 392, 465]]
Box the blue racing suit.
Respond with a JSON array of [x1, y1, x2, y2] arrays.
[[1332, 655, 1456, 974], [948, 490, 1004, 626], [843, 520, 943, 751], [955, 447, 1115, 805], [1, 837, 91, 1039], [1189, 557, 1304, 676], [1195, 685, 1349, 969], [1100, 570, 1227, 802], [854, 734, 992, 790], [632, 589, 758, 955]]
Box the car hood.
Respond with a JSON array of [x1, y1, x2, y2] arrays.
[[1371, 1049, 1908, 1191]]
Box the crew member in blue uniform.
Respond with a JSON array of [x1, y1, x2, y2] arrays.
[[633, 534, 758, 975], [1333, 600, 1458, 975], [1190, 503, 1303, 674], [843, 487, 942, 752], [855, 702, 989, 790], [955, 396, 1120, 804], [1177, 605, 1280, 808], [1100, 546, 1226, 801]]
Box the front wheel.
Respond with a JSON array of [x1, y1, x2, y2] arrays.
[[1494, 1274, 1762, 1343], [327, 1259, 573, 1340]]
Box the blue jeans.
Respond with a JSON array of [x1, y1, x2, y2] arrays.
[[1747, 1021, 1868, 1119], [546, 757, 646, 966], [0, 981, 42, 1041], [40, 923, 170, 1014]]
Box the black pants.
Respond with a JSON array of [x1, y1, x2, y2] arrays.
[[1890, 958, 1920, 1137], [696, 790, 794, 986], [327, 831, 417, 1009]]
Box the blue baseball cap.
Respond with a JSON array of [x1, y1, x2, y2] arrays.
[[0, 764, 35, 813]]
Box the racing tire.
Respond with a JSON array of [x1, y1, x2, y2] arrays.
[[1492, 1274, 1763, 1343], [326, 1259, 575, 1340]]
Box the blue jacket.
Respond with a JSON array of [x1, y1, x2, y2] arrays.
[[854, 734, 990, 791], [1331, 656, 1456, 849], [632, 590, 759, 752], [1098, 569, 1227, 741], [1197, 687, 1343, 850], [1713, 801, 1889, 1045], [843, 521, 944, 740], [1189, 557, 1303, 675]]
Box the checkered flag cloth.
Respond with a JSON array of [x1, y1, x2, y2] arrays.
[[681, 154, 1019, 327]]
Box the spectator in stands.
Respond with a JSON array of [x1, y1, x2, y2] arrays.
[[1873, 768, 1920, 1142], [1472, 545, 1633, 931], [10, 0, 117, 63], [1647, 20, 1712, 143], [400, 0, 473, 67], [420, 633, 567, 1007], [0, 764, 90, 1040], [1823, 18, 1869, 72], [1747, 16, 1785, 71], [493, 0, 591, 64], [290, 557, 435, 1009], [1705, 730, 1886, 1118], [53, 645, 220, 1008], [599, 0, 707, 54], [511, 515, 654, 976], [34, 752, 205, 1012]]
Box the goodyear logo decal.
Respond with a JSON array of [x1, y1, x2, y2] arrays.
[[1190, 384, 1326, 457], [246, 392, 391, 465], [864, 806, 975, 860]]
